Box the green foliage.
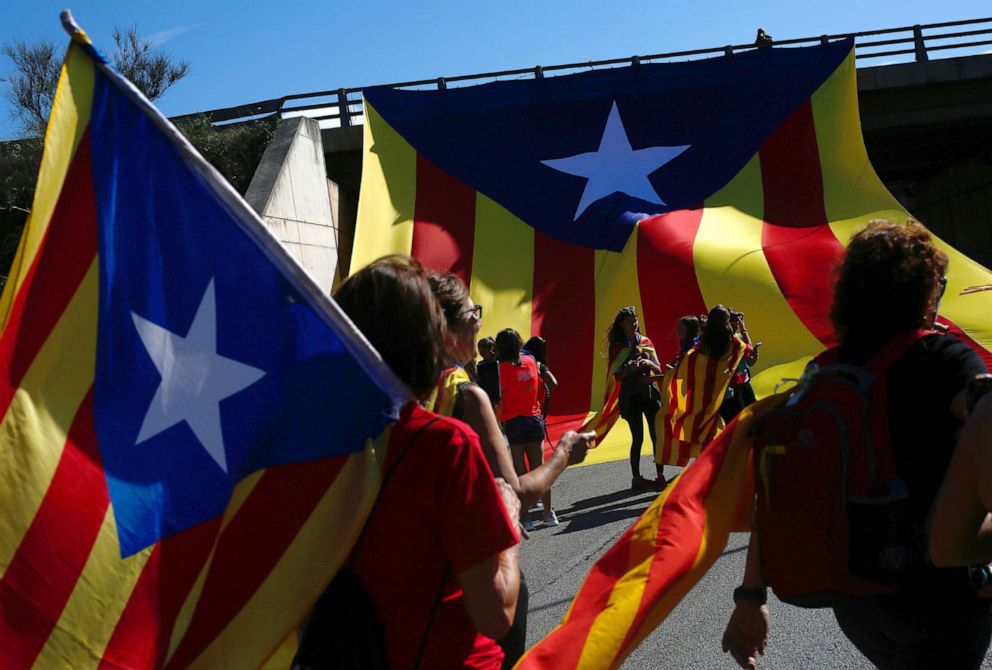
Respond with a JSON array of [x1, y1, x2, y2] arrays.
[[0, 138, 42, 276], [176, 115, 277, 195], [110, 26, 190, 104], [2, 40, 60, 137]]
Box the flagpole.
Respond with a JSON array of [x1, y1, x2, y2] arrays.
[[56, 9, 412, 404]]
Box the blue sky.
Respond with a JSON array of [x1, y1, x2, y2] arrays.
[[1, 1, 990, 138]]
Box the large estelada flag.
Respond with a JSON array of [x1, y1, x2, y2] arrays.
[[0, 16, 408, 669], [353, 39, 992, 442]]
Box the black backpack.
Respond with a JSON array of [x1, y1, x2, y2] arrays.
[[293, 419, 446, 670]]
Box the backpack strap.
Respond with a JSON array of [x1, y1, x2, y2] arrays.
[[351, 416, 439, 561], [864, 329, 934, 374]]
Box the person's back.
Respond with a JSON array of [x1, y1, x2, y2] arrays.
[[499, 356, 540, 421], [354, 404, 519, 669], [723, 221, 992, 670]]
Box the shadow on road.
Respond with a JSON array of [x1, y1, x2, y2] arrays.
[[550, 488, 658, 534]]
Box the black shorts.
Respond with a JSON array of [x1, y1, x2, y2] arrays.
[[503, 415, 545, 444]]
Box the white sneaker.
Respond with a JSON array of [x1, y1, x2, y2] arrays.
[[543, 510, 559, 527], [534, 500, 544, 512], [522, 518, 535, 532]]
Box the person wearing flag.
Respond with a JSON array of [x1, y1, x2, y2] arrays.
[[657, 305, 750, 467], [607, 306, 666, 490], [319, 256, 524, 670]]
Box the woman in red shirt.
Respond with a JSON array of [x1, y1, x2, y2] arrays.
[[307, 256, 522, 670], [496, 328, 559, 529]]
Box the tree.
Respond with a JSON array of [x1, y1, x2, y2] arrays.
[[2, 26, 190, 138], [1, 25, 192, 276]]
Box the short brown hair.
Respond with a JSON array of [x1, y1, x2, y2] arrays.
[[334, 256, 446, 399], [830, 220, 948, 344]]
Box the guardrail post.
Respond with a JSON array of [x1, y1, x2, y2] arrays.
[[913, 25, 929, 62], [631, 55, 641, 67], [724, 45, 734, 57], [437, 77, 447, 90], [534, 65, 544, 79], [337, 88, 351, 127], [820, 34, 829, 45]]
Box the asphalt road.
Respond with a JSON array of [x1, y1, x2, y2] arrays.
[[518, 457, 992, 670]]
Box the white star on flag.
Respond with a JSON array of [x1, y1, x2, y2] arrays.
[[131, 279, 266, 473], [542, 101, 690, 220]]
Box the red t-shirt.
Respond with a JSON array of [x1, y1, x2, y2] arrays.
[[353, 403, 520, 670], [498, 357, 541, 421]]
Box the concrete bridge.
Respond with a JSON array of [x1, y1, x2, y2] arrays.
[[194, 18, 992, 291]]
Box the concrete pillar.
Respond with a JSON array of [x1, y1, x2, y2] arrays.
[[245, 116, 338, 293]]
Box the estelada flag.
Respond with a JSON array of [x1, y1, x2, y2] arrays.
[[514, 398, 782, 670], [0, 15, 408, 669], [353, 38, 992, 444], [657, 336, 748, 466]]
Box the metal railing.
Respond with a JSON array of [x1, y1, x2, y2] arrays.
[[174, 17, 992, 131]]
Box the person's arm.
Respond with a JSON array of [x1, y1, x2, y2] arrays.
[[459, 384, 593, 509], [722, 532, 770, 670], [540, 365, 558, 391], [929, 393, 992, 566], [458, 478, 521, 640]]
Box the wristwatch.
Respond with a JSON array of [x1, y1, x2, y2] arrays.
[[732, 585, 767, 605]]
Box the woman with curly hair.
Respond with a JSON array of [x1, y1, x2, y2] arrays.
[[723, 221, 990, 670]]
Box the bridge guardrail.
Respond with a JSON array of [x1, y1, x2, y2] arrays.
[[173, 16, 992, 131]]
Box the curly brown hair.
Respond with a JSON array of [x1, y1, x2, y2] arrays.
[[830, 220, 947, 345], [334, 256, 447, 399]]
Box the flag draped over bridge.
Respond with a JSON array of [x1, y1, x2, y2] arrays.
[[353, 39, 992, 443], [0, 19, 407, 669]]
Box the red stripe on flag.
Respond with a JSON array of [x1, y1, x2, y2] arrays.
[[532, 231, 595, 414], [0, 135, 98, 419], [98, 519, 222, 670], [411, 155, 476, 284], [0, 390, 106, 669], [637, 208, 708, 363], [759, 101, 842, 347], [164, 456, 349, 669]]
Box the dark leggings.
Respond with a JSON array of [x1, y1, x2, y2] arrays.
[[623, 397, 660, 478]]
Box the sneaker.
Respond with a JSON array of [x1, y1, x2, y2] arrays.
[[534, 500, 544, 512], [543, 510, 559, 527], [653, 477, 669, 492], [522, 518, 535, 532]]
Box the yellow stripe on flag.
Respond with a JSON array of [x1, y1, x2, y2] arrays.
[[182, 434, 387, 669], [351, 103, 417, 273], [471, 195, 535, 342], [34, 509, 153, 669], [695, 155, 823, 374], [812, 51, 992, 354], [592, 232, 642, 410], [0, 45, 94, 329], [812, 50, 904, 244], [165, 469, 268, 662], [0, 260, 98, 579], [574, 493, 665, 670]]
